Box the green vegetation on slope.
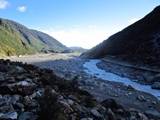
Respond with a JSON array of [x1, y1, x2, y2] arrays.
[[0, 18, 69, 57]]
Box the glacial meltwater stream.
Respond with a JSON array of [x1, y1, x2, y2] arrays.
[[83, 60, 160, 100]]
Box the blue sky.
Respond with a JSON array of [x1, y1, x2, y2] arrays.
[[0, 0, 159, 48]]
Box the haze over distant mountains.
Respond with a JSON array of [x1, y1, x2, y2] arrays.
[[69, 47, 87, 53], [0, 18, 69, 56], [81, 6, 160, 65]]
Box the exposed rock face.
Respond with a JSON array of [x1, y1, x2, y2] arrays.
[[0, 59, 158, 120], [81, 6, 160, 65]]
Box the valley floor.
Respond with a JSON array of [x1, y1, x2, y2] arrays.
[[6, 53, 160, 118]]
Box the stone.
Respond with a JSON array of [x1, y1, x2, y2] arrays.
[[0, 73, 6, 82], [150, 74, 160, 83], [145, 109, 160, 118], [30, 89, 44, 99], [0, 112, 18, 120], [107, 108, 116, 120], [0, 64, 8, 72], [67, 99, 74, 106], [0, 105, 14, 113], [23, 96, 38, 109], [18, 112, 37, 120], [68, 95, 79, 102], [15, 66, 26, 73], [116, 109, 125, 114], [138, 113, 148, 120], [59, 99, 71, 108], [101, 99, 122, 109], [127, 85, 135, 91], [137, 95, 146, 102], [14, 103, 24, 111], [11, 95, 21, 104], [81, 118, 93, 120], [1, 81, 37, 95], [151, 82, 160, 89], [91, 108, 102, 118]]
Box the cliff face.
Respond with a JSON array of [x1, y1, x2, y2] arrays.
[[81, 6, 160, 64]]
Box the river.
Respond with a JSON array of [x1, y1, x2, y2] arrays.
[[83, 60, 160, 100]]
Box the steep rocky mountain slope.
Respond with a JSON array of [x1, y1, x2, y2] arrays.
[[0, 18, 69, 56], [81, 6, 160, 65], [0, 59, 158, 120]]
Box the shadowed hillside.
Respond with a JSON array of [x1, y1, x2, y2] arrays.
[[81, 6, 160, 65]]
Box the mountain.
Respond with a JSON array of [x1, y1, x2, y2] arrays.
[[0, 18, 69, 56], [81, 6, 160, 64], [69, 46, 87, 53]]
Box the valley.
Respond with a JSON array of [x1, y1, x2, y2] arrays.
[[6, 53, 160, 119], [0, 2, 160, 119]]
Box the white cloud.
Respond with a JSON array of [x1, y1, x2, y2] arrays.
[[41, 25, 118, 49], [17, 6, 27, 12], [0, 0, 9, 9]]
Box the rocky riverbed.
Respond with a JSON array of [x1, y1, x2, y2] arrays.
[[98, 57, 160, 90], [6, 53, 160, 119], [1, 59, 155, 120]]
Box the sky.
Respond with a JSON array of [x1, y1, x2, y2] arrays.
[[0, 0, 159, 49]]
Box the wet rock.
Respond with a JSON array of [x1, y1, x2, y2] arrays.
[[151, 82, 160, 89]]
